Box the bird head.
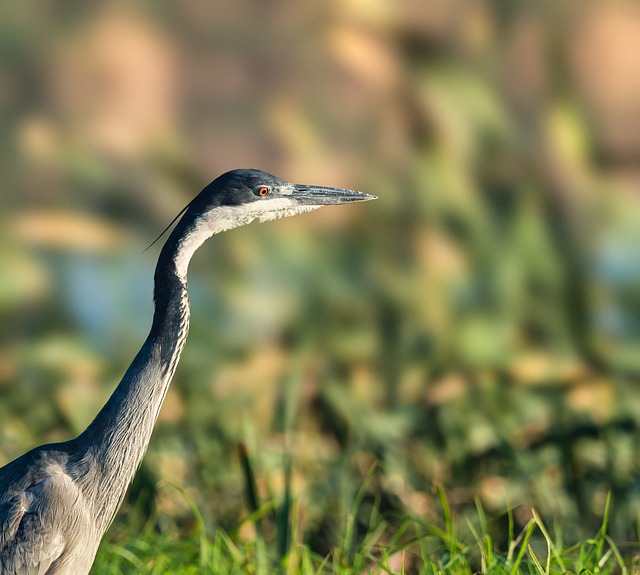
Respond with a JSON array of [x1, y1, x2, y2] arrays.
[[160, 169, 377, 276], [188, 168, 376, 227]]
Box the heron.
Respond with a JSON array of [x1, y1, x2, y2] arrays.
[[0, 168, 376, 574]]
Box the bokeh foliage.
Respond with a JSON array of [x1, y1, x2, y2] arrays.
[[1, 0, 640, 557]]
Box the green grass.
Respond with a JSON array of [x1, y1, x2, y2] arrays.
[[93, 487, 636, 574]]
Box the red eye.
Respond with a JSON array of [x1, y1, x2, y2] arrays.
[[254, 185, 270, 197]]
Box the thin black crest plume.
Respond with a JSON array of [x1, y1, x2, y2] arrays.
[[143, 200, 193, 253]]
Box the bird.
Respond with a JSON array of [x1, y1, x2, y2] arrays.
[[0, 168, 376, 575]]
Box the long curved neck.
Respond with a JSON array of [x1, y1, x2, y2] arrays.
[[76, 218, 210, 533]]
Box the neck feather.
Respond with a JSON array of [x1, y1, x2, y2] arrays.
[[75, 224, 199, 532], [70, 204, 271, 533]]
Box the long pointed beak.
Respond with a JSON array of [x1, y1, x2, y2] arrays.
[[292, 184, 377, 205]]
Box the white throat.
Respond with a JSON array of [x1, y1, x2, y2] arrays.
[[173, 199, 321, 277]]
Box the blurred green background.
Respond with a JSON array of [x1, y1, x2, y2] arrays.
[[2, 0, 640, 551]]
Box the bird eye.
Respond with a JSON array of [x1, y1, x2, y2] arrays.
[[254, 185, 270, 197]]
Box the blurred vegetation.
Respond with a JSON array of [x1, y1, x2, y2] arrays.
[[94, 488, 631, 574], [2, 0, 640, 562]]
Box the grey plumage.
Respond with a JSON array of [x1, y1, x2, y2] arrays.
[[0, 169, 375, 574]]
